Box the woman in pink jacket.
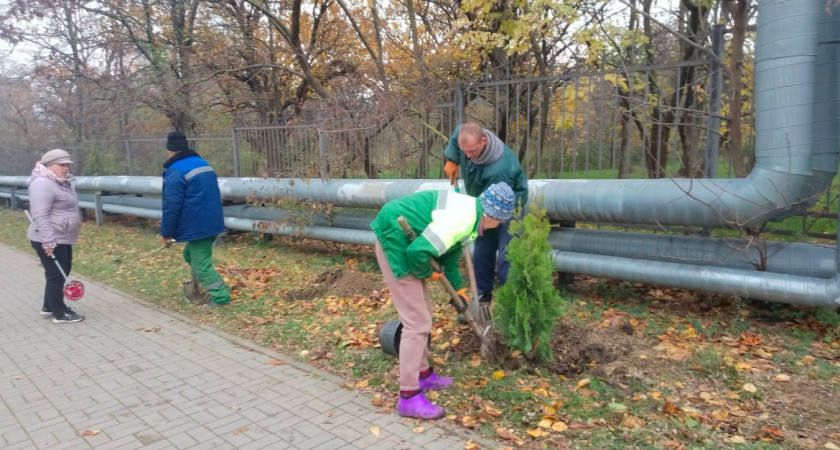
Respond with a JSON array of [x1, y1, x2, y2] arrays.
[[27, 149, 84, 323]]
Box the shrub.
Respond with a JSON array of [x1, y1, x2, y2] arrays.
[[494, 203, 565, 362]]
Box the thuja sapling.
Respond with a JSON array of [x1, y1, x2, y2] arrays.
[[494, 203, 566, 362]]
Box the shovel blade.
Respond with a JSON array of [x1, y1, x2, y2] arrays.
[[182, 277, 207, 304]]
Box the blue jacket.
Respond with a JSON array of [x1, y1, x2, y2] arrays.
[[161, 151, 226, 242]]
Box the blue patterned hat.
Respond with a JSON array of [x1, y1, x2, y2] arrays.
[[479, 182, 515, 221]]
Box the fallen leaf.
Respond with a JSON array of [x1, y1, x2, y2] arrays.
[[483, 405, 503, 417], [740, 333, 763, 347], [576, 378, 591, 389], [412, 427, 425, 433], [658, 439, 685, 449], [551, 421, 568, 432], [735, 362, 752, 372], [663, 401, 679, 415], [743, 383, 757, 393], [355, 379, 370, 389], [77, 430, 101, 436], [762, 426, 784, 439], [265, 359, 286, 365], [492, 371, 505, 380], [537, 419, 553, 429], [525, 429, 543, 438], [496, 427, 521, 441], [510, 350, 523, 358], [370, 426, 381, 437], [773, 374, 791, 382], [608, 402, 627, 413], [824, 443, 840, 450], [13, 376, 21, 379], [469, 354, 482, 367], [462, 416, 477, 428], [464, 441, 481, 450], [621, 415, 646, 430]]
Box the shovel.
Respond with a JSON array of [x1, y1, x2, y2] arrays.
[[397, 216, 498, 361], [24, 210, 85, 301], [145, 238, 176, 256]]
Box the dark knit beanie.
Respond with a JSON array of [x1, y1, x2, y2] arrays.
[[166, 131, 190, 152]]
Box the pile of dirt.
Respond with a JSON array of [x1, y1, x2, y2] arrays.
[[325, 269, 382, 298], [457, 318, 644, 380], [546, 320, 637, 376], [285, 269, 382, 301]]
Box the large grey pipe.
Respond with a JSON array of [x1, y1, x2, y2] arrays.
[[553, 251, 840, 308], [223, 217, 376, 246], [550, 229, 836, 279]]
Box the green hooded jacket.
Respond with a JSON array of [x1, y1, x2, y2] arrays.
[[371, 190, 482, 290]]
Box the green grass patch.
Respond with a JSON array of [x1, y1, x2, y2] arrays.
[[1, 206, 838, 449]]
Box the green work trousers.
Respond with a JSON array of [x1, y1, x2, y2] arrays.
[[183, 235, 230, 304]]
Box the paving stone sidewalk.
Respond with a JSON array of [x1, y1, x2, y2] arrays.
[[0, 243, 497, 449]]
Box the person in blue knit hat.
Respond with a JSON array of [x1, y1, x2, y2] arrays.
[[370, 182, 515, 420]]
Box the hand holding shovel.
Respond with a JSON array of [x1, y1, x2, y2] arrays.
[[146, 237, 176, 255]]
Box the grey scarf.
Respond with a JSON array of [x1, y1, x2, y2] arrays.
[[471, 129, 504, 165]]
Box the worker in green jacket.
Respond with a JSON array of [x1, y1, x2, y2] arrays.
[[371, 182, 516, 420]]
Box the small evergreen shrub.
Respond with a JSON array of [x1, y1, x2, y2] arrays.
[[494, 203, 566, 362]]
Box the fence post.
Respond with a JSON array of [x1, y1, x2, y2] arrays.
[[705, 24, 724, 179], [126, 139, 134, 176], [454, 83, 464, 125], [94, 192, 104, 226], [318, 126, 328, 179], [10, 187, 18, 210], [232, 128, 241, 177]]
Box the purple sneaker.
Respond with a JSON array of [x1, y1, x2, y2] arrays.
[[418, 372, 453, 391], [397, 393, 445, 419]]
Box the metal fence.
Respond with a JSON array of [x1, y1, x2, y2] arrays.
[[0, 58, 741, 181]]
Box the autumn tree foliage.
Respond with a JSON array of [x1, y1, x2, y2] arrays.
[[0, 0, 757, 181]]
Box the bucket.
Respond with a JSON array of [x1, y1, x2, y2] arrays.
[[379, 320, 430, 357]]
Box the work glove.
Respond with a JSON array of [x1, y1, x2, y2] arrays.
[[449, 288, 468, 313], [444, 161, 459, 185], [426, 270, 444, 283]]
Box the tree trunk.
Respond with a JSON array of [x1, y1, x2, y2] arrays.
[[618, 109, 632, 179], [725, 0, 749, 177]]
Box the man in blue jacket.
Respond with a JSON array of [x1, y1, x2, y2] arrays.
[[160, 131, 230, 308]]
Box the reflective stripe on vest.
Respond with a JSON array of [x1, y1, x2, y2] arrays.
[[421, 191, 477, 257]]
